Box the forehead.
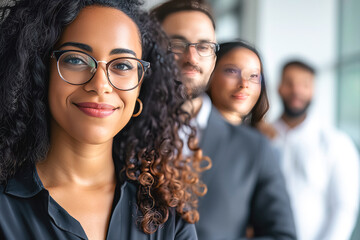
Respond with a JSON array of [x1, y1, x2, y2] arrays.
[[219, 47, 261, 69], [282, 66, 314, 83], [57, 6, 142, 57], [161, 10, 216, 43]]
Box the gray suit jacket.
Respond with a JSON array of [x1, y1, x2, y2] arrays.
[[196, 106, 296, 240]]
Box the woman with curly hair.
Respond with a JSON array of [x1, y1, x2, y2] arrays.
[[0, 0, 207, 239]]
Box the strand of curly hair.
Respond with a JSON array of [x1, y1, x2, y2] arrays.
[[118, 13, 211, 234]]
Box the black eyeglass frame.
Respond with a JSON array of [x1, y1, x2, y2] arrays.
[[51, 50, 151, 91], [168, 41, 220, 57]]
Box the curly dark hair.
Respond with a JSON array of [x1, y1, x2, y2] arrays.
[[209, 40, 270, 127], [0, 0, 209, 234]]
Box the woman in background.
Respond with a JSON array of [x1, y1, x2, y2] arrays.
[[195, 40, 296, 239], [208, 40, 269, 126]]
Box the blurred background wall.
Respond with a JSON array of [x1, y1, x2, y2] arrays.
[[144, 0, 360, 238]]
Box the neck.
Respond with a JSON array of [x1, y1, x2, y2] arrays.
[[281, 113, 307, 129], [182, 96, 203, 118], [37, 125, 115, 188], [218, 109, 242, 125]]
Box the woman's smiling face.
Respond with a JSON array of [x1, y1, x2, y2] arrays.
[[48, 6, 142, 144], [209, 47, 262, 123]]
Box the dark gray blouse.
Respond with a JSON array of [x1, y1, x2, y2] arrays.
[[0, 165, 197, 240]]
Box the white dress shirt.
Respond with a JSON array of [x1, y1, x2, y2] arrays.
[[180, 94, 212, 157], [194, 93, 212, 133], [272, 115, 360, 240]]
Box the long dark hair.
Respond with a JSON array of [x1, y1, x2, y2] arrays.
[[209, 40, 269, 126], [0, 0, 208, 234]]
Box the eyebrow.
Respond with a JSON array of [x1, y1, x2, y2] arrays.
[[59, 42, 92, 52], [110, 48, 136, 57], [170, 35, 213, 43], [223, 64, 238, 68], [222, 64, 261, 71], [59, 42, 136, 57]]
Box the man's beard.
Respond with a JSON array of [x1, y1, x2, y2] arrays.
[[282, 99, 311, 118], [181, 62, 208, 99], [183, 79, 208, 99]]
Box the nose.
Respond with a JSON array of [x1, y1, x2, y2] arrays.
[[182, 45, 199, 65], [83, 62, 113, 95], [238, 76, 249, 88]]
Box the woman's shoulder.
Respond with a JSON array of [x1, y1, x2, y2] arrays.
[[0, 183, 6, 201], [158, 207, 197, 239], [172, 211, 198, 240], [110, 180, 198, 239], [236, 124, 273, 145]]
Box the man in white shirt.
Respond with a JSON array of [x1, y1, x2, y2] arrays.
[[271, 60, 359, 240]]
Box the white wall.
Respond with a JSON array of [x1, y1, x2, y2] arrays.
[[255, 0, 338, 124]]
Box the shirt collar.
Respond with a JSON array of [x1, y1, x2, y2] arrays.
[[195, 93, 212, 130], [5, 164, 44, 198], [275, 113, 319, 135]]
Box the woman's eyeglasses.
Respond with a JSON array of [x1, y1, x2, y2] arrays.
[[51, 50, 150, 91], [222, 67, 262, 84]]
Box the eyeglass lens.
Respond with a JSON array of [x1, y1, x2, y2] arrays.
[[223, 67, 261, 84], [170, 40, 217, 56]]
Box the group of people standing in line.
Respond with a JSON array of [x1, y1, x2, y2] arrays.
[[0, 0, 358, 239]]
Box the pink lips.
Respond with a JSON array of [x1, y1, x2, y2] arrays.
[[75, 102, 117, 118], [232, 93, 249, 100]]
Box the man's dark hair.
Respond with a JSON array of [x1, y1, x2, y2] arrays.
[[282, 60, 316, 75], [150, 0, 216, 29]]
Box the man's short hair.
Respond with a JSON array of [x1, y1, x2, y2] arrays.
[[282, 60, 316, 75], [150, 0, 216, 29]]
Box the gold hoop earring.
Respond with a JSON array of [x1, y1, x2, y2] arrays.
[[132, 98, 143, 117]]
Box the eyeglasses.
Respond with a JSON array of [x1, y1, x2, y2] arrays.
[[222, 67, 262, 84], [168, 40, 219, 57], [51, 50, 150, 91]]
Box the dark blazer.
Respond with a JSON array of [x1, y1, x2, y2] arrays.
[[196, 106, 296, 240]]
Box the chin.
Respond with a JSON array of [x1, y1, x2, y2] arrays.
[[71, 126, 116, 145], [231, 105, 247, 116]]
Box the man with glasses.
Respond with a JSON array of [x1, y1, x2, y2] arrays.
[[152, 0, 218, 116], [151, 1, 296, 239]]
